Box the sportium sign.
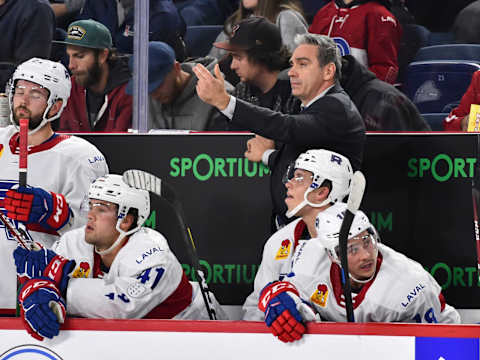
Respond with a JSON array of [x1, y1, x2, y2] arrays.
[[407, 154, 476, 182], [170, 154, 270, 181]]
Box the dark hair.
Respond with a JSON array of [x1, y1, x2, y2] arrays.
[[92, 47, 118, 65], [294, 33, 342, 80], [225, 0, 304, 35], [245, 45, 290, 72]]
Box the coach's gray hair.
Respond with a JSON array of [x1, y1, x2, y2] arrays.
[[294, 33, 342, 80]]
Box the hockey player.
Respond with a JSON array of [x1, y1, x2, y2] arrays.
[[243, 149, 353, 321], [0, 58, 108, 314], [259, 207, 461, 342], [13, 174, 226, 340]]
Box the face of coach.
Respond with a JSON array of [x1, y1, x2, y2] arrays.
[[287, 43, 337, 106]]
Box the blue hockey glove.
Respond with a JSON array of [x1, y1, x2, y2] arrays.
[[4, 185, 71, 231], [258, 281, 317, 343], [18, 278, 66, 341], [13, 245, 56, 283]]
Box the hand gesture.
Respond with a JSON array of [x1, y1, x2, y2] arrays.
[[193, 63, 230, 110]]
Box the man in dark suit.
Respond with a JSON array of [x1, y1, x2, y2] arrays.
[[193, 33, 365, 229]]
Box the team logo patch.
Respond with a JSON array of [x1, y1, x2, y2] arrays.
[[0, 144, 3, 159], [275, 239, 291, 260], [332, 37, 351, 56], [67, 25, 86, 40], [72, 261, 91, 278], [310, 284, 329, 307]]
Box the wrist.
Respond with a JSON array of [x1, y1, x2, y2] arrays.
[[216, 94, 230, 111]]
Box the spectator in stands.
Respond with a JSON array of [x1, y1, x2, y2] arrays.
[[174, 0, 238, 26], [0, 0, 56, 90], [443, 70, 480, 131], [56, 19, 133, 132], [209, 0, 308, 60], [126, 41, 232, 131], [340, 55, 430, 130], [212, 16, 300, 126], [49, 0, 84, 29], [194, 33, 365, 229], [453, 0, 480, 44], [78, 0, 187, 60], [309, 0, 402, 84]]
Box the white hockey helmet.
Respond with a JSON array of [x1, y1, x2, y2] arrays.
[[88, 174, 150, 255], [285, 149, 353, 218], [8, 58, 71, 134], [316, 209, 379, 282]]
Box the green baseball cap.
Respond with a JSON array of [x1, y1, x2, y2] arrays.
[[54, 19, 113, 49]]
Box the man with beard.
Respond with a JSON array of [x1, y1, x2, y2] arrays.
[[56, 19, 133, 131], [0, 57, 108, 315]]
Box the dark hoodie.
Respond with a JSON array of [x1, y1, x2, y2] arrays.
[[86, 57, 131, 128], [340, 55, 430, 131]]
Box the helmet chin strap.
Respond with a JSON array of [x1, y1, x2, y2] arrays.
[[349, 271, 376, 284], [285, 187, 331, 218], [95, 221, 138, 256]]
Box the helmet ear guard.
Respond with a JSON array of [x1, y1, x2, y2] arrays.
[[88, 174, 150, 255], [8, 58, 71, 135], [285, 149, 353, 218]]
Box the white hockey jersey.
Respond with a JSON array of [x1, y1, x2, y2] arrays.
[[0, 125, 108, 312], [53, 226, 226, 320], [242, 203, 346, 321], [288, 240, 461, 324]]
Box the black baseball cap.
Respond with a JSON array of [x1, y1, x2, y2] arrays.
[[213, 16, 282, 53]]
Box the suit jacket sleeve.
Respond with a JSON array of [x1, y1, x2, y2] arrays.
[[231, 91, 362, 148]]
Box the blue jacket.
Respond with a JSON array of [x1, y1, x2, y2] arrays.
[[79, 0, 186, 57]]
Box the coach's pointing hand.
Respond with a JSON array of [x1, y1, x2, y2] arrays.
[[193, 64, 230, 111]]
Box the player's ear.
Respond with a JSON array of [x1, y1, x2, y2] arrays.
[[310, 186, 330, 204], [47, 100, 63, 118], [119, 214, 135, 232]]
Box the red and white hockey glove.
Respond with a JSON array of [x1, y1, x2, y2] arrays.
[[18, 278, 66, 341], [4, 185, 71, 231], [43, 254, 76, 296], [258, 281, 317, 343]]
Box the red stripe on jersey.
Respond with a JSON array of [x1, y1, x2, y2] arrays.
[[9, 132, 71, 155], [144, 272, 193, 319], [293, 220, 307, 249], [438, 292, 446, 312], [0, 308, 16, 316]]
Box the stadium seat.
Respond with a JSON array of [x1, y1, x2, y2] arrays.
[[413, 44, 480, 62], [184, 25, 223, 58], [404, 60, 480, 113], [420, 113, 448, 131], [427, 32, 455, 46]]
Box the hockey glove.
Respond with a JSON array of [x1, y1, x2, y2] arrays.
[[4, 185, 71, 231], [18, 278, 66, 341], [43, 254, 76, 296], [258, 281, 317, 343], [13, 244, 56, 284]]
